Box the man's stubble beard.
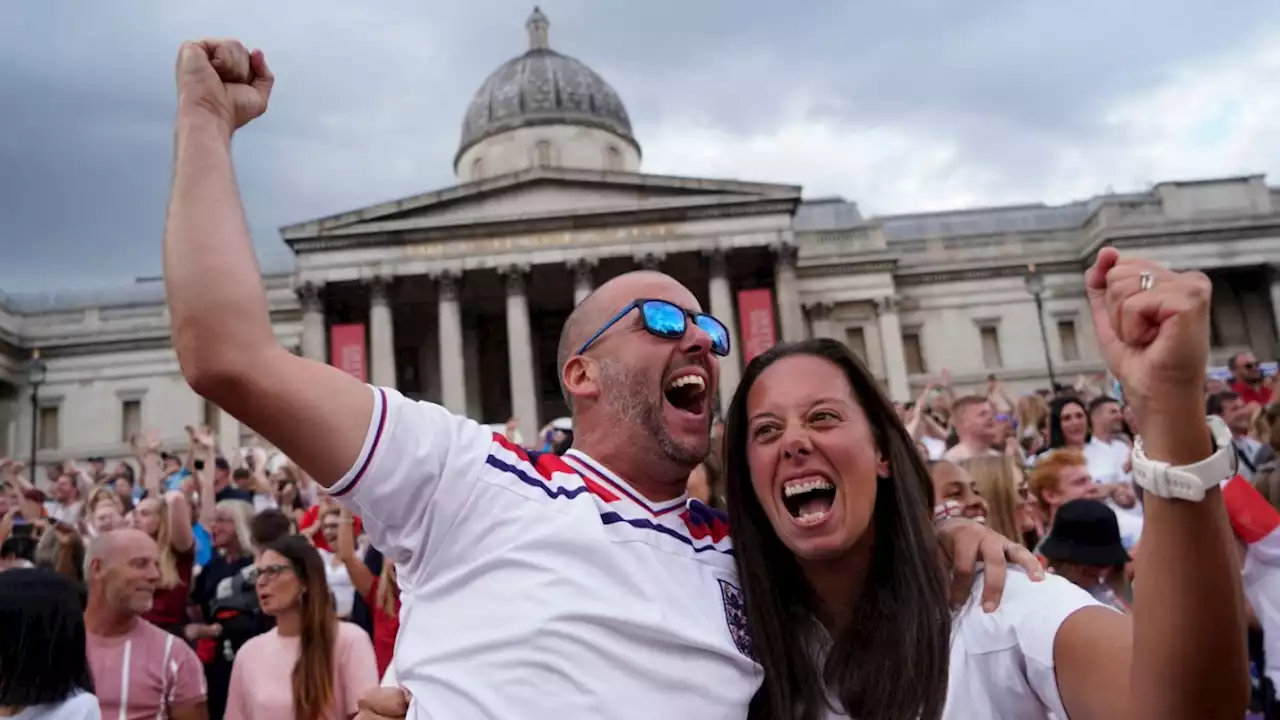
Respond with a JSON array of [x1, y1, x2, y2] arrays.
[[597, 358, 710, 468]]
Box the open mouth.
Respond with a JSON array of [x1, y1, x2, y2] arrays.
[[782, 476, 837, 523], [664, 372, 708, 415]]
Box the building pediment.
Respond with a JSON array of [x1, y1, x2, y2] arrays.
[[281, 167, 801, 252]]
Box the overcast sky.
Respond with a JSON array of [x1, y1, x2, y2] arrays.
[[2, 1, 1278, 294]]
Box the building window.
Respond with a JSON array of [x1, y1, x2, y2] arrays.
[[121, 400, 142, 444], [979, 325, 1004, 369], [471, 157, 485, 180], [1057, 319, 1080, 362], [38, 406, 59, 451], [845, 327, 868, 365], [605, 145, 623, 171], [903, 329, 926, 375], [535, 141, 552, 168]]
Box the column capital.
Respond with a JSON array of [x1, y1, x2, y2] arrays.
[[804, 300, 835, 316], [295, 281, 323, 312], [570, 258, 596, 282], [367, 275, 393, 305], [874, 296, 901, 314], [434, 270, 460, 302], [501, 263, 531, 294], [770, 242, 799, 268], [635, 252, 665, 271], [702, 247, 730, 275]]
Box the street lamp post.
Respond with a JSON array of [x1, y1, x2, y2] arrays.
[[1023, 265, 1058, 389], [26, 349, 46, 472]]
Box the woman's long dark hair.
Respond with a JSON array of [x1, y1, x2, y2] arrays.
[[0, 568, 95, 706], [723, 338, 951, 720], [1047, 396, 1091, 450], [265, 535, 337, 720]]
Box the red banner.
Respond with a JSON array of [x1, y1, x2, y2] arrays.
[[330, 324, 367, 382], [737, 289, 777, 364]]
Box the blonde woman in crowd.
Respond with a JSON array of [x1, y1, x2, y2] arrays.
[[962, 455, 1044, 550], [227, 535, 378, 720], [335, 507, 401, 677], [85, 487, 125, 537]]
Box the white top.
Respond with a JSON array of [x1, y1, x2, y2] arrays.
[[820, 572, 1104, 720], [1243, 543, 1280, 688], [1084, 437, 1130, 486], [327, 387, 760, 719], [7, 692, 100, 720], [317, 546, 360, 617]]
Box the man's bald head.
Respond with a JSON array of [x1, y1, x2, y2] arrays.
[[86, 528, 156, 574], [556, 271, 702, 406]]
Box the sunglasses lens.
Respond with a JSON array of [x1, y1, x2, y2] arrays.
[[641, 301, 686, 338], [695, 315, 731, 357]]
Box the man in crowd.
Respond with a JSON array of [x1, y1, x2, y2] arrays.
[[85, 529, 207, 719], [1229, 350, 1273, 408], [1086, 395, 1131, 486], [163, 38, 1028, 719], [1207, 390, 1268, 481], [1028, 449, 1102, 526], [943, 395, 1001, 461]]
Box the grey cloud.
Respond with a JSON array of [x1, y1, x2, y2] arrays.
[[0, 0, 1274, 292]]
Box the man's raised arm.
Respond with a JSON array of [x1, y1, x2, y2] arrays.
[[164, 39, 370, 487]]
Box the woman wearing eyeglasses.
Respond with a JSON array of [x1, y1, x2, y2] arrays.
[[225, 535, 377, 720]]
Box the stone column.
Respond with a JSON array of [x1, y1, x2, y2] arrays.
[[503, 266, 539, 445], [368, 277, 397, 389], [807, 302, 836, 339], [436, 271, 468, 416], [298, 282, 327, 362], [1270, 269, 1280, 350], [773, 244, 804, 342], [571, 259, 595, 306], [705, 249, 742, 415], [217, 408, 241, 460], [875, 297, 911, 402]]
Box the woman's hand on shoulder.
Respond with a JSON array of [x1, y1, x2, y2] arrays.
[[936, 518, 1043, 611]]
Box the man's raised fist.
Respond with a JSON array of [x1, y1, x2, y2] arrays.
[[175, 39, 274, 137]]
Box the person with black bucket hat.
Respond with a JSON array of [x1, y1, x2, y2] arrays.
[[1040, 498, 1132, 612]]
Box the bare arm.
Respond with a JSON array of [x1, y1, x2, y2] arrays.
[[1053, 251, 1247, 720], [166, 491, 196, 554], [165, 41, 371, 488], [337, 508, 376, 598]]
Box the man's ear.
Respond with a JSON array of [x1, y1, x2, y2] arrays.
[[875, 449, 891, 478], [561, 355, 599, 403]]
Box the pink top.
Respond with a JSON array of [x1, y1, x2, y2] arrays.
[[87, 618, 207, 720], [225, 621, 379, 720]]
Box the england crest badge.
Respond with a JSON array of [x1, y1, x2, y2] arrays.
[[718, 579, 756, 660]]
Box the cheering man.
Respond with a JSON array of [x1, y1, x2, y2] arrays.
[[164, 39, 1035, 719]]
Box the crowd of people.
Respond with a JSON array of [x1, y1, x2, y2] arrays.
[[1, 36, 1277, 720]]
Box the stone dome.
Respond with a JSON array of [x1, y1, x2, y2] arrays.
[[455, 8, 640, 167]]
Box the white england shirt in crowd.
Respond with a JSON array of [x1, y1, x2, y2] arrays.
[[327, 387, 760, 719], [818, 571, 1105, 720], [317, 545, 362, 618], [1083, 437, 1130, 486]]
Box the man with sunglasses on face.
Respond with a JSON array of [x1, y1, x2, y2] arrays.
[[165, 39, 1037, 720]]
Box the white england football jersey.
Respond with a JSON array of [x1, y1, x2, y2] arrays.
[[327, 387, 762, 719]]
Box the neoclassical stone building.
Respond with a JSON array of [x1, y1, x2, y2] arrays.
[[1, 8, 1278, 468]]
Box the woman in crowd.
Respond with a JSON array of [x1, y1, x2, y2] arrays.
[[188, 498, 258, 720], [335, 507, 401, 677], [0, 568, 99, 719], [84, 488, 125, 537], [1043, 396, 1091, 457], [272, 465, 308, 528], [129, 491, 194, 636], [962, 455, 1043, 550], [722, 251, 1246, 720], [33, 523, 86, 598], [928, 460, 988, 524], [226, 535, 378, 720]]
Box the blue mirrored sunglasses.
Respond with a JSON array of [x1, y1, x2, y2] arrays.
[[576, 299, 731, 357]]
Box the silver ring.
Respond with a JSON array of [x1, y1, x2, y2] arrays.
[[1139, 271, 1154, 292]]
